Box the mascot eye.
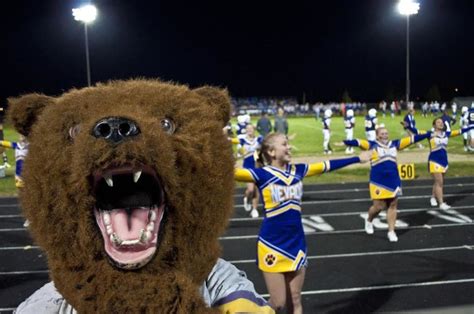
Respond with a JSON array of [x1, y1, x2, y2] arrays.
[[160, 118, 176, 134], [69, 125, 81, 139]]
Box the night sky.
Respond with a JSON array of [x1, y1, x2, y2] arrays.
[[2, 0, 474, 104]]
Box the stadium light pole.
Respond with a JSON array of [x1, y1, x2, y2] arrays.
[[398, 0, 420, 105], [72, 4, 97, 87]]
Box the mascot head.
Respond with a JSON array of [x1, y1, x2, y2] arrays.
[[8, 79, 235, 312]]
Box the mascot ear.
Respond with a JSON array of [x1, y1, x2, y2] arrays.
[[7, 93, 55, 136], [194, 86, 231, 126]]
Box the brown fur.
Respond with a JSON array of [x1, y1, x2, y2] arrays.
[[8, 79, 235, 313]]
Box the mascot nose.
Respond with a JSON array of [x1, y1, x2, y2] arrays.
[[93, 117, 141, 143]]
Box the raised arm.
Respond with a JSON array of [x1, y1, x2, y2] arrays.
[[396, 133, 431, 150], [405, 125, 430, 135], [234, 168, 257, 183], [448, 126, 473, 137], [0, 141, 17, 149], [306, 156, 363, 177], [229, 137, 240, 145], [343, 139, 371, 150]]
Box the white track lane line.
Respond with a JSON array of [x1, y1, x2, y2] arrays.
[[219, 221, 474, 240], [230, 205, 474, 221], [3, 247, 473, 279], [0, 215, 23, 218], [233, 192, 474, 208], [0, 270, 48, 275], [0, 228, 25, 232], [1, 219, 473, 238], [0, 246, 40, 251], [228, 245, 474, 264], [3, 220, 473, 239], [3, 204, 473, 221], [234, 182, 474, 197], [259, 278, 474, 297]]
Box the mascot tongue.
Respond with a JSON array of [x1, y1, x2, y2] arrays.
[[95, 205, 163, 269], [110, 208, 148, 240]]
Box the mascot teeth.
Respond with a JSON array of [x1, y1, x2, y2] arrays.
[[104, 175, 114, 187], [103, 170, 142, 187], [101, 209, 158, 248], [133, 170, 142, 183], [93, 165, 165, 269], [110, 233, 122, 246], [103, 211, 111, 225]]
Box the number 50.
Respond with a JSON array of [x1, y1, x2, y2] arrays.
[[398, 164, 415, 180]]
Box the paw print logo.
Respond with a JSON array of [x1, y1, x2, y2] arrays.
[[264, 254, 276, 267]]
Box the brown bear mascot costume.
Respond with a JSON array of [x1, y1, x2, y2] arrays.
[[10, 79, 274, 313]]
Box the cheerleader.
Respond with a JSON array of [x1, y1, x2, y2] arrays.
[[344, 127, 431, 242], [237, 124, 263, 218], [0, 135, 29, 188], [408, 118, 473, 210], [235, 133, 370, 313]]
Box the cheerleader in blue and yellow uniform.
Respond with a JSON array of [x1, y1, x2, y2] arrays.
[[344, 127, 431, 242], [0, 135, 29, 188], [408, 118, 473, 210], [237, 124, 263, 218], [235, 133, 370, 313]]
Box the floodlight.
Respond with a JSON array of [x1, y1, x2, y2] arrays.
[[72, 4, 98, 86], [398, 0, 420, 16], [72, 4, 97, 24]]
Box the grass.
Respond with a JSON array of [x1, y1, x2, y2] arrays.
[[232, 110, 474, 186], [0, 111, 472, 195], [234, 111, 470, 156]]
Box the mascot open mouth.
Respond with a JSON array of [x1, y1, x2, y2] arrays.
[[93, 165, 165, 270]]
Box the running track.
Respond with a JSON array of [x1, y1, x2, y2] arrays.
[[1, 177, 473, 313]]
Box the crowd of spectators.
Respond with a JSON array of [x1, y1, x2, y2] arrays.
[[231, 97, 462, 120], [231, 97, 366, 117]]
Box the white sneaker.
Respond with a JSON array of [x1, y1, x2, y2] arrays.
[[23, 220, 30, 227], [243, 197, 251, 212], [387, 231, 398, 242], [439, 203, 451, 210], [430, 197, 438, 207], [328, 151, 332, 155], [365, 219, 374, 234], [250, 208, 259, 218]]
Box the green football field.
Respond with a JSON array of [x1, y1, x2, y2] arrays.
[[233, 111, 468, 156], [231, 111, 474, 184], [0, 112, 472, 194]]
